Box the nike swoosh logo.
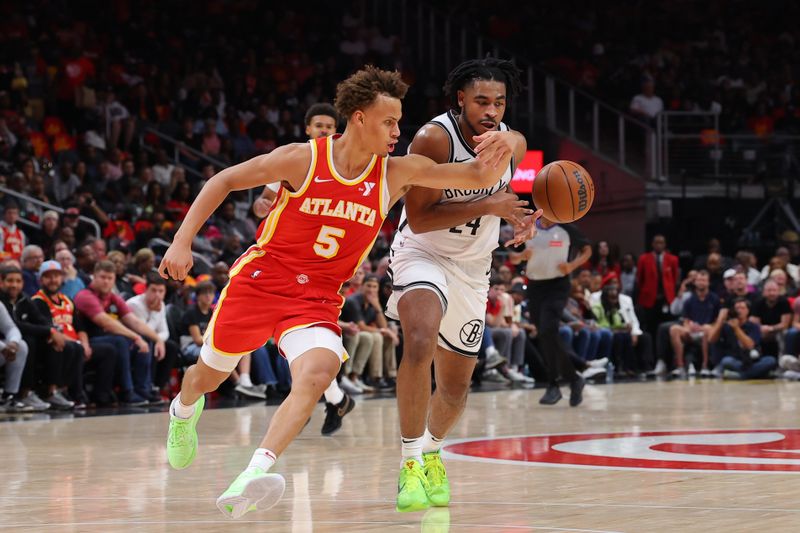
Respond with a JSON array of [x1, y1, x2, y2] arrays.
[[454, 158, 470, 163], [314, 176, 334, 183]]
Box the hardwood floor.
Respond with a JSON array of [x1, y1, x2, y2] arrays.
[[2, 380, 800, 532]]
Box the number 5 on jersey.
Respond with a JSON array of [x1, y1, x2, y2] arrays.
[[314, 225, 346, 258]]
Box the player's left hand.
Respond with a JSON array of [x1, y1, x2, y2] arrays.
[[473, 131, 514, 168], [159, 242, 194, 280], [504, 210, 543, 247]]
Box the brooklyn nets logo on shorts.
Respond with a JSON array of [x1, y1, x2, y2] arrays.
[[459, 319, 484, 348]]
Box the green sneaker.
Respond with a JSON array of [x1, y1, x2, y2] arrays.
[[396, 459, 430, 512], [216, 469, 286, 519], [423, 451, 450, 507], [166, 394, 205, 469]]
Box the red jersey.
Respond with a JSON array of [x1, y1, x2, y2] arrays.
[[206, 136, 389, 356], [254, 135, 388, 289], [0, 222, 25, 260], [32, 290, 79, 341]]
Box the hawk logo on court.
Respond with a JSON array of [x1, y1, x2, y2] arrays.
[[459, 319, 484, 348], [443, 430, 800, 473]]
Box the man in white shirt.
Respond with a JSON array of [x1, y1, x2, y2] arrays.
[[126, 272, 176, 400], [630, 77, 664, 120]]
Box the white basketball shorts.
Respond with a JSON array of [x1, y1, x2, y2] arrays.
[[385, 243, 491, 356]]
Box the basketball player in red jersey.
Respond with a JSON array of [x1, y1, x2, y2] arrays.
[[159, 66, 517, 519], [251, 103, 354, 437]]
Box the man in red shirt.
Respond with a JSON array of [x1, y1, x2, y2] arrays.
[[74, 260, 166, 405], [636, 234, 680, 340]]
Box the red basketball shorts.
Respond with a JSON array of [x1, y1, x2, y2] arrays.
[[205, 248, 343, 357]]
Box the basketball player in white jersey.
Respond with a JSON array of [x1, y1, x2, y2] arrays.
[[387, 58, 541, 512], [251, 103, 353, 436]]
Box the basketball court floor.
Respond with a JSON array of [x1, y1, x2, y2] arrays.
[[2, 380, 800, 532]]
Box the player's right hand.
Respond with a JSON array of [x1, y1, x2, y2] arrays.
[[488, 187, 533, 225], [158, 243, 194, 280], [473, 131, 514, 168]]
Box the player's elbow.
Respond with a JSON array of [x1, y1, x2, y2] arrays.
[[406, 216, 433, 234]]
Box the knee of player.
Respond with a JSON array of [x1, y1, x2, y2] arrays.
[[402, 328, 439, 357], [187, 364, 228, 391], [295, 368, 335, 394], [436, 380, 470, 406]]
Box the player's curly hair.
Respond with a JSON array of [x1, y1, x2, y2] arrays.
[[335, 66, 409, 121], [443, 57, 523, 109]]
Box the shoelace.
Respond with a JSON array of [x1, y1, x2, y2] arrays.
[[424, 456, 445, 485], [402, 462, 429, 491], [168, 419, 192, 447]]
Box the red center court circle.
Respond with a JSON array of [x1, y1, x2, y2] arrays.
[[442, 429, 800, 473]]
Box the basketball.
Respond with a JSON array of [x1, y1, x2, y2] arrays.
[[532, 160, 595, 223]]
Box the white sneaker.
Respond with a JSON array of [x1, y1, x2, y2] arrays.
[[483, 369, 511, 384], [700, 368, 712, 378], [353, 377, 375, 392], [722, 369, 741, 379], [582, 366, 607, 380], [779, 355, 800, 371], [339, 376, 363, 395], [653, 359, 667, 375], [782, 370, 800, 380], [235, 384, 266, 400], [22, 391, 50, 411], [46, 391, 75, 410], [484, 348, 506, 370], [671, 367, 687, 379], [589, 357, 609, 369], [688, 364, 697, 377], [711, 365, 723, 378], [506, 368, 534, 384]]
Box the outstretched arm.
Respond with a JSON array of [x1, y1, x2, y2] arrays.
[[403, 125, 532, 233], [159, 143, 309, 279], [388, 130, 515, 204]]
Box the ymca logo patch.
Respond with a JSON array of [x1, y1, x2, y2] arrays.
[[443, 430, 800, 473], [459, 319, 484, 348]]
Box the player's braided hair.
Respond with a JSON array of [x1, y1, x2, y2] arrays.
[[443, 57, 523, 109], [335, 65, 409, 121]]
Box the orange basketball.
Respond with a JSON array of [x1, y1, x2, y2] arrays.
[[532, 160, 595, 223]]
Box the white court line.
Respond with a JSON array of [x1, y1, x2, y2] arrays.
[[442, 427, 800, 475], [1, 496, 799, 515], [0, 519, 621, 532]]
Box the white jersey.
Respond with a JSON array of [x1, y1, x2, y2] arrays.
[[391, 110, 515, 261]]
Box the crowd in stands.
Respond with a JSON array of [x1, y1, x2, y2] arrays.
[[434, 0, 800, 134], [1, 1, 800, 413]]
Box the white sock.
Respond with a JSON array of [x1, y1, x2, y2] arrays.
[[487, 346, 500, 358], [239, 373, 253, 388], [401, 435, 424, 465], [323, 379, 345, 405], [171, 393, 196, 419], [421, 428, 444, 454], [246, 448, 277, 473]]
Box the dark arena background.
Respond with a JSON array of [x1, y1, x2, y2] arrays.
[[1, 1, 800, 531]]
